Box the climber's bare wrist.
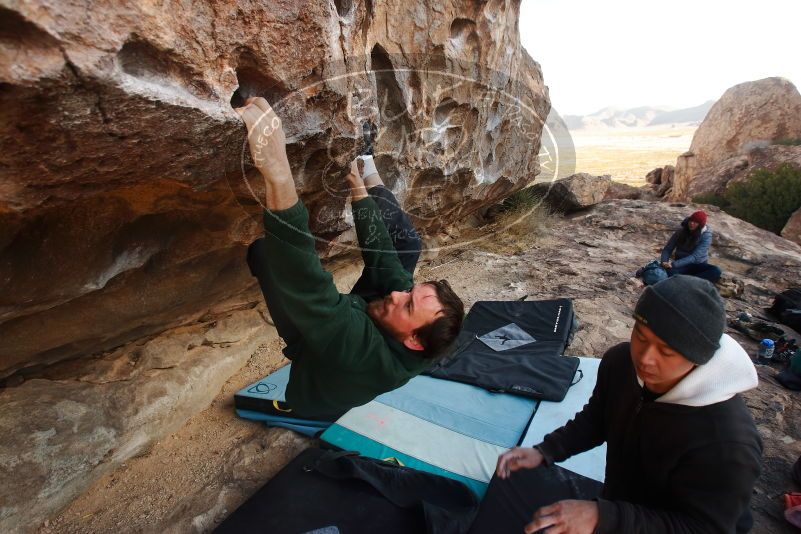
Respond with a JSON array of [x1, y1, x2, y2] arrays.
[[259, 163, 293, 185], [345, 172, 363, 189], [350, 183, 368, 202]]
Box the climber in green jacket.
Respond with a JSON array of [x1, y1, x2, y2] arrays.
[[235, 97, 464, 419]]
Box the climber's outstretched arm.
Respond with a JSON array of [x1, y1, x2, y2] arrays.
[[235, 97, 298, 211]]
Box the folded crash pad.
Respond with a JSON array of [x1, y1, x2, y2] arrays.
[[426, 299, 581, 400]]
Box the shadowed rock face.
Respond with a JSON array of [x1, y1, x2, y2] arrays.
[[784, 206, 801, 246], [677, 144, 801, 201], [0, 0, 549, 378]]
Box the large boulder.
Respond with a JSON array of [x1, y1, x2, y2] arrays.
[[531, 173, 611, 212], [643, 165, 674, 198], [0, 1, 549, 379], [0, 308, 272, 533], [603, 181, 654, 201], [645, 167, 663, 184], [672, 77, 801, 200], [783, 207, 801, 246], [681, 144, 801, 200]]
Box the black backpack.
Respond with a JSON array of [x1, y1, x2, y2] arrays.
[[768, 288, 801, 331]]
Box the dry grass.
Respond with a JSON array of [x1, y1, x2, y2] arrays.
[[475, 194, 558, 255]]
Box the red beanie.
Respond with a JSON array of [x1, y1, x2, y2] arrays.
[[689, 210, 707, 226]]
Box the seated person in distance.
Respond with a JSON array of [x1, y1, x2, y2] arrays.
[[660, 209, 722, 283]]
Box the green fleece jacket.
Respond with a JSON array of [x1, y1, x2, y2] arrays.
[[260, 197, 431, 417]]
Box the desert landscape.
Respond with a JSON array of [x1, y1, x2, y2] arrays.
[[571, 124, 697, 184]]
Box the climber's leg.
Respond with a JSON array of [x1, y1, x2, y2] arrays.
[[350, 156, 422, 301]]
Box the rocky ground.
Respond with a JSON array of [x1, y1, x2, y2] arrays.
[[31, 199, 801, 533]]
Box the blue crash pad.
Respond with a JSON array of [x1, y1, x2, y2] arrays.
[[321, 374, 539, 497], [520, 357, 606, 482], [234, 365, 332, 437], [321, 357, 604, 498]]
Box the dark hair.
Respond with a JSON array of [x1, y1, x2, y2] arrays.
[[677, 218, 702, 249], [413, 279, 465, 358]]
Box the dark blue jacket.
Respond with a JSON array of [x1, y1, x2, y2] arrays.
[[660, 218, 712, 268]]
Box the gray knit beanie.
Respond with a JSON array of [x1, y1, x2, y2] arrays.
[[633, 275, 725, 364]]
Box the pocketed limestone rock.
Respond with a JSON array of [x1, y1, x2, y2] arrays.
[[0, 0, 550, 380]]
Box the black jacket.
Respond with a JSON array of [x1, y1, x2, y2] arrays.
[[537, 341, 762, 533]]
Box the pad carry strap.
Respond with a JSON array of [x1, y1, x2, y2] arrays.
[[571, 369, 584, 386]]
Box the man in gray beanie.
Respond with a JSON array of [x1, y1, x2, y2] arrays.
[[496, 275, 762, 533], [633, 274, 725, 365]]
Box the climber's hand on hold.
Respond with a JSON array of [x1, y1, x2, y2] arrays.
[[346, 158, 368, 202], [345, 158, 362, 185], [235, 97, 292, 184], [235, 97, 298, 210]]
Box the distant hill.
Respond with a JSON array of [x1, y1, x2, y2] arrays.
[[647, 100, 715, 126], [564, 101, 714, 130]]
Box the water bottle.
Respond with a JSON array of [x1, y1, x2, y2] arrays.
[[757, 339, 774, 364]]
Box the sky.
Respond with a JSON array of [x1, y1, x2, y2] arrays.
[[519, 0, 801, 116]]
